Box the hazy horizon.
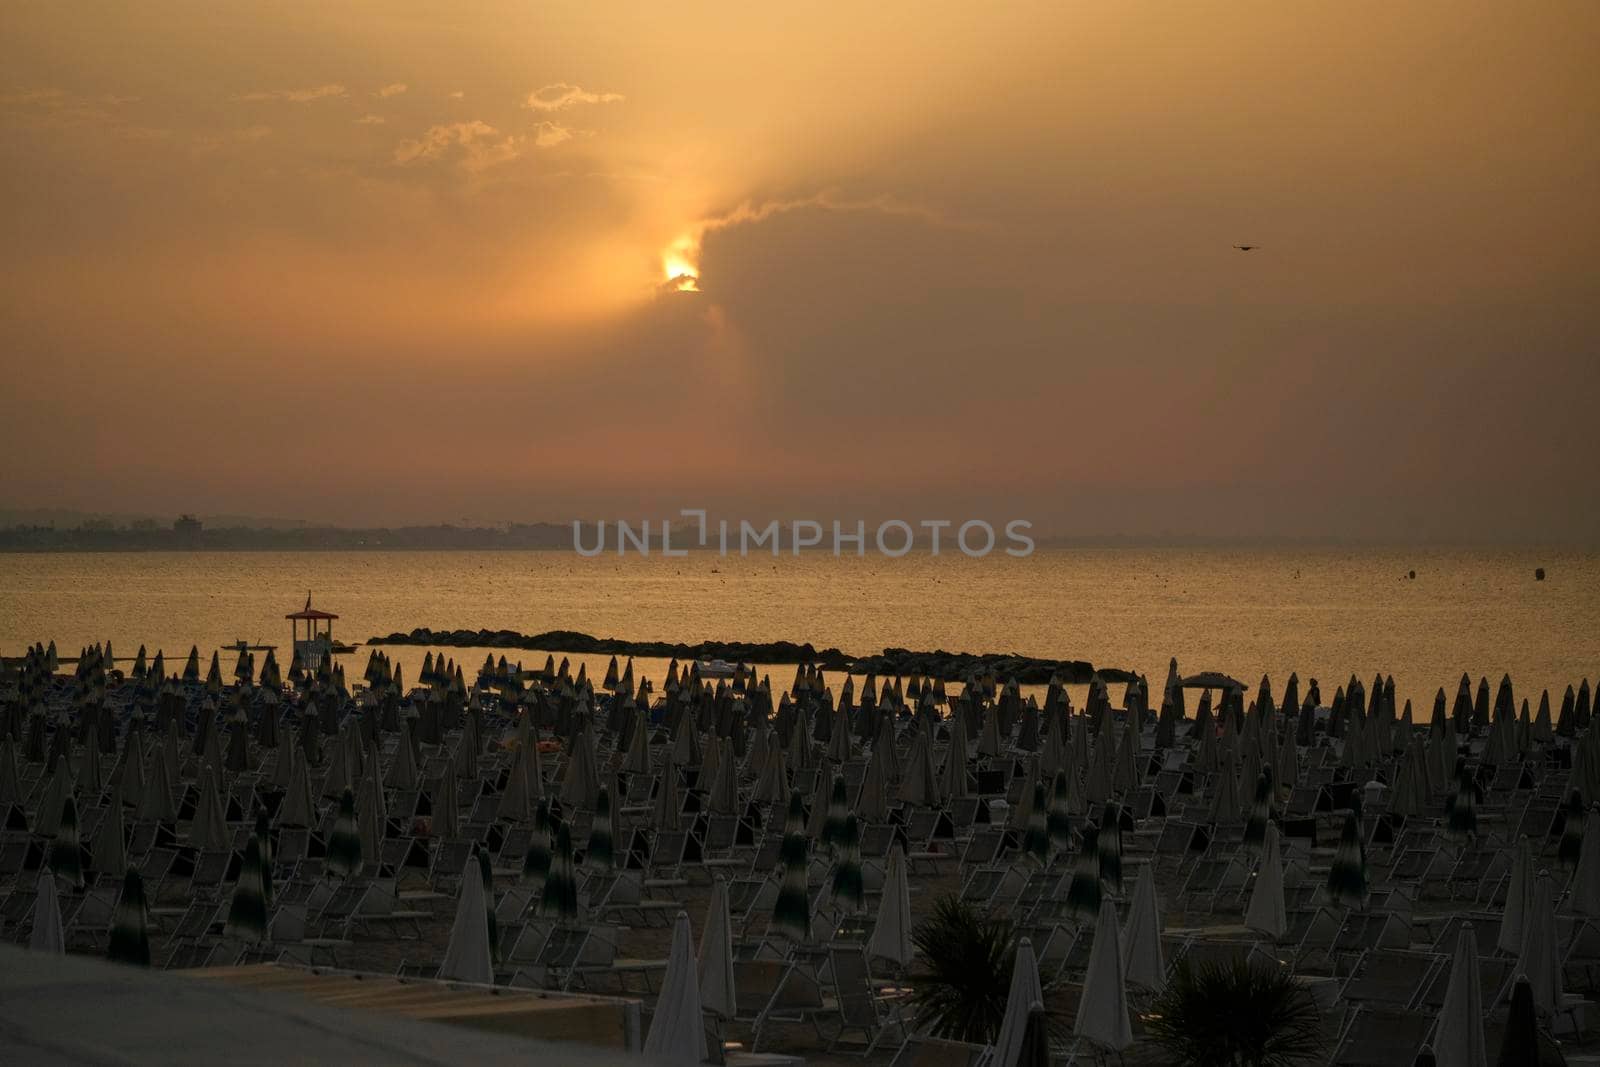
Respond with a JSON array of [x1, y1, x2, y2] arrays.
[[4, 3, 1597, 542]]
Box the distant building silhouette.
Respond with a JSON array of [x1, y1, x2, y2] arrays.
[[173, 514, 202, 546]]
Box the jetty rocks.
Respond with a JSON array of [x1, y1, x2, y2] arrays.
[[367, 627, 1127, 684]]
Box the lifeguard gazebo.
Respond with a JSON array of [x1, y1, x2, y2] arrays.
[[286, 593, 338, 672]]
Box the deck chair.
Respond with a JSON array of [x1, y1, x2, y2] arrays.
[[826, 943, 908, 1054], [1329, 1005, 1430, 1066]]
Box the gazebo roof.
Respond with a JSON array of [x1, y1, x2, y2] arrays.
[[286, 593, 338, 621]]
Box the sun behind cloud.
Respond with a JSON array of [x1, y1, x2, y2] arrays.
[[662, 234, 700, 292]]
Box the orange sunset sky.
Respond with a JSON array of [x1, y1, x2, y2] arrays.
[[1, 3, 1597, 540]]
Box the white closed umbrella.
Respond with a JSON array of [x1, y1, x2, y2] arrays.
[[437, 857, 493, 984], [29, 868, 65, 954], [1516, 869, 1563, 1016], [1497, 837, 1532, 953], [644, 911, 708, 1065], [990, 936, 1043, 1067], [1245, 821, 1288, 941], [1074, 898, 1133, 1052], [868, 842, 914, 969], [1434, 921, 1488, 1067], [1570, 809, 1600, 917], [1121, 861, 1166, 992], [698, 878, 736, 1020]]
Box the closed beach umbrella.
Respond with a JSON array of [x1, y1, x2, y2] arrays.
[[644, 911, 708, 1065], [1516, 869, 1562, 1015], [1047, 770, 1072, 861], [585, 784, 616, 871], [107, 867, 150, 966], [49, 794, 83, 890], [1122, 861, 1166, 992], [823, 772, 849, 856], [1245, 822, 1288, 941], [1244, 770, 1274, 853], [774, 789, 811, 943], [539, 823, 579, 921], [278, 748, 315, 827], [831, 812, 865, 916], [1558, 791, 1585, 868], [1435, 922, 1488, 1067], [1021, 779, 1049, 865], [438, 850, 493, 984], [30, 868, 65, 954], [1328, 810, 1368, 908], [1498, 838, 1533, 953], [992, 936, 1044, 1067], [35, 759, 71, 837], [326, 787, 361, 879], [521, 799, 553, 890], [653, 752, 682, 832], [1016, 1001, 1051, 1067], [1075, 898, 1133, 1052], [699, 877, 737, 1020], [224, 835, 269, 943], [91, 798, 127, 876], [1495, 979, 1539, 1067], [1572, 807, 1600, 916], [434, 761, 461, 840], [1447, 762, 1477, 839], [1065, 826, 1102, 923], [478, 846, 498, 963], [189, 763, 227, 851], [869, 842, 914, 969], [1098, 802, 1123, 894], [255, 810, 274, 909]]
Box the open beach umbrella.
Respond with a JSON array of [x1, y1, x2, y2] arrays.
[[539, 823, 579, 921], [1245, 822, 1288, 941], [49, 794, 84, 890], [225, 835, 269, 943], [1328, 809, 1368, 908], [1122, 861, 1166, 992], [1435, 921, 1488, 1067], [106, 868, 151, 967], [831, 812, 865, 916], [699, 877, 737, 1020], [326, 787, 362, 879], [29, 868, 65, 954], [774, 789, 811, 943], [1075, 898, 1133, 1052], [585, 784, 615, 871], [522, 799, 553, 890], [869, 842, 914, 969], [438, 850, 493, 984], [991, 936, 1044, 1067], [644, 911, 708, 1065]]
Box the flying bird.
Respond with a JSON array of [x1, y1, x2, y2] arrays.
[[1233, 245, 1259, 251]]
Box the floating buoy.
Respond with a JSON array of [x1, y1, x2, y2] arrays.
[[1535, 567, 1546, 581], [1408, 570, 1416, 580]]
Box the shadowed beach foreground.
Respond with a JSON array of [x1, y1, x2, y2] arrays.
[[2, 639, 1598, 1066]]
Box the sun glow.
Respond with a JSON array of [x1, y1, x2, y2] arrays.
[[662, 234, 700, 292]]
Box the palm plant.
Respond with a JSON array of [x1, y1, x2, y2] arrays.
[[1148, 958, 1324, 1067], [909, 894, 1015, 1044]]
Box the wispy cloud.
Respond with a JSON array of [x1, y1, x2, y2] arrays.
[[375, 83, 407, 99], [522, 83, 624, 111], [533, 121, 575, 148], [236, 84, 347, 104], [355, 114, 386, 125], [393, 120, 524, 172]]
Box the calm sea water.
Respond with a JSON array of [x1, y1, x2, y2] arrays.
[[1, 548, 1596, 714]]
